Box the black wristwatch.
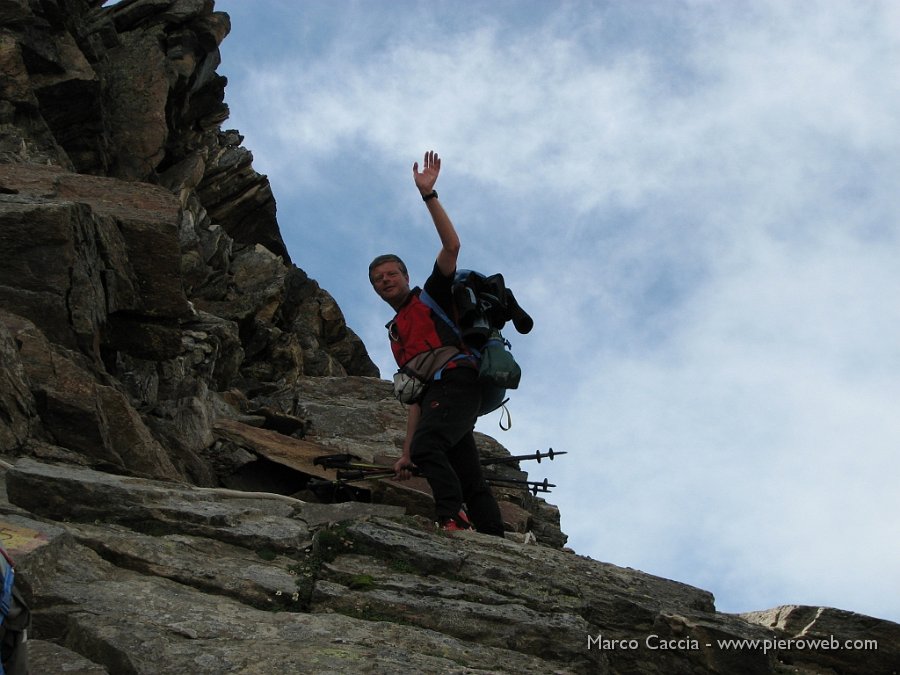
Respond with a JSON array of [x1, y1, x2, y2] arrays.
[[422, 190, 438, 202]]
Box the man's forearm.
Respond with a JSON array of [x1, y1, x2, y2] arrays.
[[427, 196, 460, 276], [412, 151, 459, 276], [403, 402, 422, 457]]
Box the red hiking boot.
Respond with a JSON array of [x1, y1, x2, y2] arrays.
[[440, 509, 473, 532]]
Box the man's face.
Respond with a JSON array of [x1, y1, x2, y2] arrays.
[[370, 261, 410, 307]]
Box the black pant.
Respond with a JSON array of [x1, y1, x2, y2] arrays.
[[411, 368, 504, 535]]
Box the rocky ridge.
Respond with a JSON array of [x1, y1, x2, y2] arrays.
[[0, 1, 898, 673]]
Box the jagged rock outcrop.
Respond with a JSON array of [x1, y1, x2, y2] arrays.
[[1, 1, 898, 673], [0, 0, 380, 484]]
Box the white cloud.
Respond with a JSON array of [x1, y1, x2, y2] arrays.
[[531, 225, 900, 616]]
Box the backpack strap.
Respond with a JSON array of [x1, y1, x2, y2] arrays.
[[0, 549, 13, 628], [419, 290, 478, 381], [498, 400, 512, 431], [419, 289, 460, 338]]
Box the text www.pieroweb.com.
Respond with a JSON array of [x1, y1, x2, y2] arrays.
[[587, 633, 878, 654]]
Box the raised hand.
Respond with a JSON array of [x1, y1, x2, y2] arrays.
[[412, 150, 441, 196]]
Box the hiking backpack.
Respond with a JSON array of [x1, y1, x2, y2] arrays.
[[0, 546, 28, 675], [421, 269, 533, 419]]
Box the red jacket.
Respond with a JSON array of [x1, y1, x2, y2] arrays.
[[387, 266, 475, 380]]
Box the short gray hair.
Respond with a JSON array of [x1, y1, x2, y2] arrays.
[[368, 254, 407, 284]]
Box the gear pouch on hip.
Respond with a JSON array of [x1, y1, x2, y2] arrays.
[[392, 369, 426, 404]]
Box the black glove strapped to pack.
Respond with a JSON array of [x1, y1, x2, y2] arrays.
[[451, 270, 533, 348]]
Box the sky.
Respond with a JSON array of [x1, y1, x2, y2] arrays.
[[212, 0, 900, 624]]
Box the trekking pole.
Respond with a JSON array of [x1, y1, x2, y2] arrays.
[[306, 470, 397, 490], [312, 453, 416, 486], [308, 466, 556, 497], [311, 454, 559, 495], [313, 454, 386, 470], [335, 468, 397, 482], [480, 448, 567, 466], [486, 477, 555, 495], [316, 450, 566, 472]]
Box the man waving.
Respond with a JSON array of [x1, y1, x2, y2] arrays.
[[368, 151, 504, 535]]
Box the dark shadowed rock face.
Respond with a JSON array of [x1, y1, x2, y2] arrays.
[[0, 0, 379, 480], [1, 1, 897, 673]]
